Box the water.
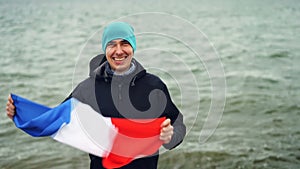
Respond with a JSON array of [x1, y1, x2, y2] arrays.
[[1, 0, 300, 168]]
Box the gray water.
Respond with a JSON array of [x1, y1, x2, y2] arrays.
[[1, 0, 300, 168]]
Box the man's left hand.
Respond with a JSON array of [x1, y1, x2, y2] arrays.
[[160, 118, 174, 144]]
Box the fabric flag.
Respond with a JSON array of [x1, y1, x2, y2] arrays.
[[11, 94, 165, 168]]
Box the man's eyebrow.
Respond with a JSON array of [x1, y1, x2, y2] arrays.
[[107, 41, 116, 45], [121, 40, 130, 43]]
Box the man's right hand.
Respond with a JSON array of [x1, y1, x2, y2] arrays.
[[6, 94, 15, 120]]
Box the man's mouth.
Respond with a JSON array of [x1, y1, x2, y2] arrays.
[[113, 56, 127, 61]]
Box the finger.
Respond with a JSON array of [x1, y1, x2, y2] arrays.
[[7, 114, 14, 120], [160, 135, 171, 141], [161, 118, 171, 127], [160, 129, 174, 137], [160, 135, 172, 144], [8, 94, 14, 103], [6, 107, 14, 119], [161, 125, 174, 133], [7, 113, 13, 120], [160, 126, 174, 137], [6, 101, 15, 110], [160, 134, 173, 142]]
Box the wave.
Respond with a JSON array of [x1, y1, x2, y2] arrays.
[[158, 150, 300, 169], [268, 51, 289, 58]]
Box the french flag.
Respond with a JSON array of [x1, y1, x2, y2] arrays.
[[11, 94, 165, 168]]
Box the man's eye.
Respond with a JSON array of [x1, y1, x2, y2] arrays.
[[121, 42, 130, 46], [107, 42, 116, 48], [121, 40, 130, 44]]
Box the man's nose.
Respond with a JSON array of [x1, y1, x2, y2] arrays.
[[115, 44, 123, 55]]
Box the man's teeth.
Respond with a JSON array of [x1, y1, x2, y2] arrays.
[[114, 57, 125, 61]]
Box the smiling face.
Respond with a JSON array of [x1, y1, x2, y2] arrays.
[[105, 39, 134, 74]]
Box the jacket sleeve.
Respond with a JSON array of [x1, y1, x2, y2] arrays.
[[161, 84, 186, 150]]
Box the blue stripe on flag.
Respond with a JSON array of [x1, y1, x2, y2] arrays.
[[11, 94, 72, 137]]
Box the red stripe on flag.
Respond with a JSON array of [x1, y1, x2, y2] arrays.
[[103, 117, 166, 168]]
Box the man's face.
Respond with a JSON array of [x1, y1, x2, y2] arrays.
[[105, 39, 134, 73]]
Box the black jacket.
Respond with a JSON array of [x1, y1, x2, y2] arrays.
[[70, 54, 186, 169]]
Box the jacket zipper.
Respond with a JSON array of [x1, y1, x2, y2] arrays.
[[118, 84, 122, 100]]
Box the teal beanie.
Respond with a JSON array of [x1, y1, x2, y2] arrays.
[[102, 22, 136, 52]]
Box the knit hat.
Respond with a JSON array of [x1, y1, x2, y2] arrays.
[[102, 22, 136, 52]]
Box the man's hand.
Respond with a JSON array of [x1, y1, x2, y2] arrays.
[[6, 94, 15, 120], [160, 118, 174, 144]]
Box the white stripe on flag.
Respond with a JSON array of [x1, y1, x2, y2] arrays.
[[51, 99, 118, 157]]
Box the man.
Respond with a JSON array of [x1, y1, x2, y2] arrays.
[[6, 22, 186, 169]]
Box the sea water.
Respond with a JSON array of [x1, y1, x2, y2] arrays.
[[0, 0, 299, 168]]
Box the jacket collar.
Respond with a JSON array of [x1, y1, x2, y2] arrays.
[[91, 58, 146, 85]]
